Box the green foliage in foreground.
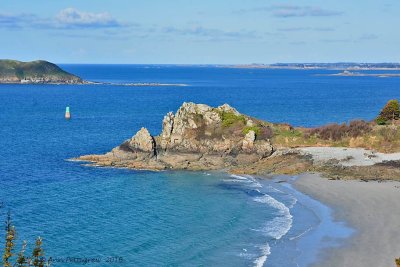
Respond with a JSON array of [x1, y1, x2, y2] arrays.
[[1, 209, 46, 267], [219, 111, 246, 127], [3, 212, 14, 267], [273, 127, 303, 138], [376, 99, 400, 125], [243, 126, 261, 136]]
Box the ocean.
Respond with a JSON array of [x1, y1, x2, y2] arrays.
[[0, 65, 399, 266]]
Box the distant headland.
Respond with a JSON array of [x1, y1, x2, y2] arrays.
[[0, 60, 83, 84], [0, 60, 188, 86]]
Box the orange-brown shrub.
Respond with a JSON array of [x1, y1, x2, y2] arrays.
[[305, 120, 372, 141]]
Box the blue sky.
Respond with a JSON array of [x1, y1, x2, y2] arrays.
[[1, 0, 399, 64]]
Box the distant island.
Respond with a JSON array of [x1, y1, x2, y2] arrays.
[[318, 70, 400, 78], [74, 100, 400, 181], [223, 62, 400, 70], [0, 60, 83, 84]]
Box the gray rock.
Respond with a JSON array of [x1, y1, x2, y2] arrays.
[[128, 127, 156, 155], [76, 102, 275, 171]]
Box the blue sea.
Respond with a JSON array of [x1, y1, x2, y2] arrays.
[[0, 65, 399, 266]]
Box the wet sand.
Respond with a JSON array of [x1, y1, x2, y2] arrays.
[[295, 173, 400, 267]]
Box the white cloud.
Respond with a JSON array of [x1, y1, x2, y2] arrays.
[[271, 5, 343, 18], [359, 34, 378, 40], [55, 8, 121, 28], [235, 5, 343, 18]]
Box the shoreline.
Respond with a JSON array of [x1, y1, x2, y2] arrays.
[[294, 173, 400, 267], [0, 81, 188, 86]]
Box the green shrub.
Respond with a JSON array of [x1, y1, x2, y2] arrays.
[[243, 126, 261, 136], [219, 111, 246, 127], [375, 115, 387, 125], [275, 128, 303, 138], [377, 99, 400, 122]]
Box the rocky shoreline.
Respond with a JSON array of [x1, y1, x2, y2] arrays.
[[73, 102, 400, 180]]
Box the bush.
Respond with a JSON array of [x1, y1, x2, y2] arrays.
[[348, 120, 373, 137], [219, 111, 246, 127], [258, 126, 274, 140], [243, 125, 274, 140], [396, 258, 400, 267], [243, 126, 261, 136], [375, 115, 387, 125], [379, 126, 398, 142], [306, 120, 372, 141], [377, 99, 400, 122]]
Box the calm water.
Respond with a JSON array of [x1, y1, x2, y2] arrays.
[[0, 65, 398, 266]]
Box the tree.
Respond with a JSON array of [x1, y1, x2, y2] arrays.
[[1, 208, 46, 267], [376, 99, 400, 124], [16, 241, 27, 267], [31, 237, 45, 267], [3, 211, 15, 267]]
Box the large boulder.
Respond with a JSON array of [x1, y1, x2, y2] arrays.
[[242, 130, 256, 151], [128, 127, 156, 155]]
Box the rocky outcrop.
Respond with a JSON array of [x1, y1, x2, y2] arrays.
[[75, 102, 275, 171], [73, 101, 400, 180], [127, 128, 155, 153]]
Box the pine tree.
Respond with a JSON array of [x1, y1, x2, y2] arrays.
[[3, 211, 15, 267], [1, 208, 46, 267], [31, 237, 44, 267], [15, 241, 27, 267]]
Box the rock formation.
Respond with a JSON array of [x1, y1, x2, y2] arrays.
[[74, 101, 400, 180], [76, 102, 274, 171]]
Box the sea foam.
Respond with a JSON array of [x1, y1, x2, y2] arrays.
[[253, 194, 293, 240], [253, 244, 271, 267], [228, 174, 294, 266]]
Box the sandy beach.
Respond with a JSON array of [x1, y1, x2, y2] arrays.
[[295, 173, 400, 267]]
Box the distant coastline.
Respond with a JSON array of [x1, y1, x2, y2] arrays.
[[0, 60, 188, 86], [218, 63, 400, 71], [317, 70, 400, 78], [2, 80, 189, 87]]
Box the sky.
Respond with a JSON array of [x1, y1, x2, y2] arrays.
[[1, 0, 399, 64]]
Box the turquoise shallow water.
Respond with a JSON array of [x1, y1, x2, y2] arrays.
[[0, 65, 398, 266]]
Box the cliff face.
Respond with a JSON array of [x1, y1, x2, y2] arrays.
[[77, 102, 274, 171], [0, 60, 83, 84]]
